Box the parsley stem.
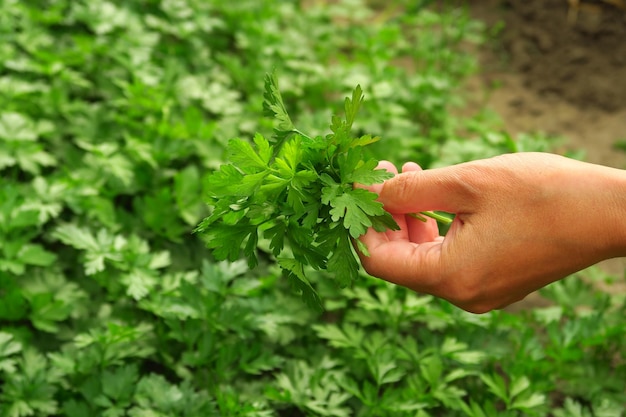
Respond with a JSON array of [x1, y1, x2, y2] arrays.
[[409, 211, 453, 225], [293, 129, 313, 141]]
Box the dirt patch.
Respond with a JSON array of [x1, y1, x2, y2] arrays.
[[467, 0, 626, 168], [497, 0, 626, 111]]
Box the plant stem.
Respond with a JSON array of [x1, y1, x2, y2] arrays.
[[409, 211, 453, 225]]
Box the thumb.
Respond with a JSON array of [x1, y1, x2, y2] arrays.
[[378, 164, 477, 214]]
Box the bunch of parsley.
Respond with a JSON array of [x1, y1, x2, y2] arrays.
[[198, 73, 431, 309]]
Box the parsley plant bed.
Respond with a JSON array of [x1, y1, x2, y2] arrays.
[[197, 73, 452, 309], [1, 1, 624, 415]]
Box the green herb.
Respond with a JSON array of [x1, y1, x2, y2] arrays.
[[197, 73, 454, 309], [196, 73, 400, 309]]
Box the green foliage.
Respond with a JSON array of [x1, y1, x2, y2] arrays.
[[197, 74, 399, 309], [0, 0, 624, 416]]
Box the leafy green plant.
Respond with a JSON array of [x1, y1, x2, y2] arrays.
[[0, 1, 624, 416], [197, 73, 456, 310], [196, 73, 402, 309]]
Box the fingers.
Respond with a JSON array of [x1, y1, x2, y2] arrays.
[[363, 160, 397, 194], [378, 162, 476, 214], [401, 162, 440, 243], [355, 160, 465, 308], [356, 160, 446, 245], [358, 235, 445, 292], [362, 161, 409, 242]]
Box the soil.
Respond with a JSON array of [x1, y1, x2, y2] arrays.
[[467, 0, 626, 167], [465, 0, 626, 310]]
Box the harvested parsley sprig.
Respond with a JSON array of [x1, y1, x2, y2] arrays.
[[197, 73, 447, 310]]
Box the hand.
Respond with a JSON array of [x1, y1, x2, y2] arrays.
[[357, 152, 626, 313]]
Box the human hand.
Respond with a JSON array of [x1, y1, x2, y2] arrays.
[[357, 152, 626, 313]]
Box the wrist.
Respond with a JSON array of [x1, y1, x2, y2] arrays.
[[592, 164, 626, 259]]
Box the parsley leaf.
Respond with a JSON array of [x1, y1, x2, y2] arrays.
[[197, 73, 400, 310], [262, 72, 297, 146], [327, 188, 387, 239]]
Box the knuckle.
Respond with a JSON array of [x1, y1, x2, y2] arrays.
[[459, 302, 496, 315], [390, 172, 419, 200], [436, 165, 486, 208], [434, 270, 498, 314]]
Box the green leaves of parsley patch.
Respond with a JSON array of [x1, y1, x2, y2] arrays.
[[197, 73, 398, 310]]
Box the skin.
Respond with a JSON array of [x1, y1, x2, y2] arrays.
[[357, 152, 626, 313]]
